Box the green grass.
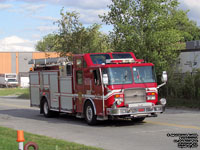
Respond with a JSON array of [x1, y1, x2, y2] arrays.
[[0, 126, 102, 150], [0, 88, 29, 99], [166, 97, 200, 109]]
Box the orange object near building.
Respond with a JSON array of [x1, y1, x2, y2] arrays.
[[16, 130, 25, 142], [0, 52, 12, 73], [0, 52, 60, 74]]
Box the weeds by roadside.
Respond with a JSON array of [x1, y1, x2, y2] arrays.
[[0, 88, 29, 99], [0, 126, 102, 150]]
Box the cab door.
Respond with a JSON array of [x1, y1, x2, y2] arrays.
[[92, 69, 102, 95], [91, 68, 103, 115]]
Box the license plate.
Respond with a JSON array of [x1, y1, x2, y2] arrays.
[[138, 108, 145, 112]]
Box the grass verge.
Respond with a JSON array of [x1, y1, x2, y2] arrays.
[[0, 126, 102, 150], [166, 97, 200, 109], [0, 88, 29, 99]]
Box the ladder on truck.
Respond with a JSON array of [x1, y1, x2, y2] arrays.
[[28, 57, 70, 67]]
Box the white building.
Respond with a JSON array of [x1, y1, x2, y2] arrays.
[[177, 41, 200, 73]]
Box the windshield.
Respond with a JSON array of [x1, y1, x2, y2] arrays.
[[6, 75, 16, 78], [132, 66, 156, 83], [90, 54, 111, 64], [103, 67, 132, 85], [7, 79, 17, 82]]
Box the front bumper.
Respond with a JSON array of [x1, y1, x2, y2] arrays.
[[106, 104, 164, 117], [7, 84, 18, 87]]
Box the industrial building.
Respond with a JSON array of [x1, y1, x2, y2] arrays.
[[177, 40, 200, 73], [0, 52, 59, 74], [0, 51, 60, 87]]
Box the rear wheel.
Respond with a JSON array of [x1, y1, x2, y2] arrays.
[[84, 102, 97, 125], [131, 117, 145, 122], [43, 100, 52, 118]]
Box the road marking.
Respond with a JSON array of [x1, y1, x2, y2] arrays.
[[146, 120, 200, 130], [0, 103, 38, 110]]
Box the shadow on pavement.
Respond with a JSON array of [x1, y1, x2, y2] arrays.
[[0, 108, 146, 127]]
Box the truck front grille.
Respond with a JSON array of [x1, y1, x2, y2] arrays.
[[124, 88, 146, 104]]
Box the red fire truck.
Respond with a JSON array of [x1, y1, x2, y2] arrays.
[[29, 52, 167, 125]]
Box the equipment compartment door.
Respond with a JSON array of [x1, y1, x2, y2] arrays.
[[30, 72, 40, 107], [60, 77, 73, 111], [49, 72, 59, 109]]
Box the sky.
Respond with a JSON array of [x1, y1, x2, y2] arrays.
[[0, 0, 199, 52]]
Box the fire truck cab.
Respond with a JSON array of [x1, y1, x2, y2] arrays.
[[29, 52, 167, 125]]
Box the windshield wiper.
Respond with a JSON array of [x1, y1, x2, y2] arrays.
[[121, 71, 128, 92]]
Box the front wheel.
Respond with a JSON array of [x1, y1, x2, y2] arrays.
[[84, 102, 97, 125]]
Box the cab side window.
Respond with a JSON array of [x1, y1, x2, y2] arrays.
[[66, 64, 72, 76], [93, 70, 100, 85], [76, 59, 82, 68], [76, 70, 83, 85]]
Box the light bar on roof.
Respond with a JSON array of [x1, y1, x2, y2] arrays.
[[106, 58, 135, 64]]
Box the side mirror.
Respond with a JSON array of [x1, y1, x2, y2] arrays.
[[103, 74, 108, 85], [161, 71, 167, 83]]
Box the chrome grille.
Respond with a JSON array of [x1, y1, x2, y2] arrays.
[[124, 88, 146, 104]]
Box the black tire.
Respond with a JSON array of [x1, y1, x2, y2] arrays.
[[24, 141, 39, 150], [43, 99, 52, 118], [131, 117, 145, 122], [84, 101, 97, 125]]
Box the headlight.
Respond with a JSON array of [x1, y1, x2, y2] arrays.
[[147, 95, 156, 100], [147, 92, 156, 100], [114, 94, 123, 105], [160, 98, 166, 105]]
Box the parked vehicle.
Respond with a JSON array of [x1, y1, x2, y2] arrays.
[[29, 52, 167, 125], [20, 77, 29, 88], [0, 73, 18, 88]]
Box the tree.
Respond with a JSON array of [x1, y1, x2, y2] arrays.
[[82, 24, 111, 53], [36, 8, 111, 55], [35, 34, 60, 52], [171, 10, 200, 42], [100, 0, 200, 73], [55, 9, 111, 54], [55, 9, 83, 54]]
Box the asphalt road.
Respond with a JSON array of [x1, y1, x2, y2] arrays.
[[0, 97, 199, 150]]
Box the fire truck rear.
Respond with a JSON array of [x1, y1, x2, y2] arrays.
[[29, 52, 167, 125]]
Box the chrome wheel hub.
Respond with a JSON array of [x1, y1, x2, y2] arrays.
[[86, 106, 93, 121], [44, 102, 48, 115]]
